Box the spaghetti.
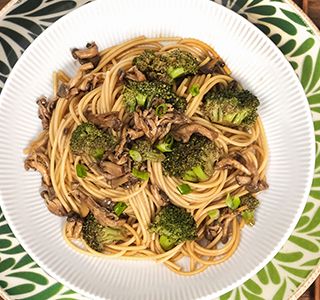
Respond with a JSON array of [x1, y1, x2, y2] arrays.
[[24, 36, 268, 275]]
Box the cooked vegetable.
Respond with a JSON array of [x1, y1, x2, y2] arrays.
[[177, 183, 192, 195], [71, 42, 100, 67], [122, 80, 186, 112], [189, 83, 200, 96], [79, 192, 125, 227], [129, 149, 142, 162], [150, 204, 197, 250], [171, 123, 218, 143], [203, 82, 260, 127], [131, 168, 150, 181], [113, 202, 128, 216], [131, 139, 165, 162], [241, 210, 255, 226], [240, 194, 260, 210], [70, 123, 116, 160], [240, 194, 260, 226], [162, 134, 219, 182], [82, 213, 127, 252], [155, 103, 168, 117], [208, 209, 220, 220], [225, 193, 241, 210], [156, 135, 174, 153], [65, 213, 83, 239], [76, 163, 87, 178], [133, 49, 199, 84]]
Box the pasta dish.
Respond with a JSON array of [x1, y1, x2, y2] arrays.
[[24, 36, 268, 275]]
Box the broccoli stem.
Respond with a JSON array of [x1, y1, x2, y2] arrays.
[[182, 166, 208, 182], [192, 166, 208, 181], [136, 93, 147, 107], [182, 170, 198, 182], [156, 135, 173, 153], [241, 210, 255, 226], [167, 66, 185, 79], [159, 235, 177, 251]]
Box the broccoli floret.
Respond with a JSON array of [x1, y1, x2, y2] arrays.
[[82, 213, 127, 252], [162, 134, 219, 182], [70, 123, 117, 160], [150, 204, 197, 250], [133, 49, 199, 84], [203, 83, 260, 127], [132, 49, 155, 74], [122, 80, 186, 112], [240, 194, 260, 226], [169, 97, 187, 112], [240, 194, 259, 210], [131, 139, 165, 162]]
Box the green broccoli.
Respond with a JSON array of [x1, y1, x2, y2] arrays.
[[70, 123, 117, 160], [122, 80, 186, 112], [162, 134, 219, 182], [133, 49, 199, 84], [203, 83, 260, 127], [82, 213, 127, 252], [241, 194, 260, 210], [240, 194, 260, 226], [130, 139, 165, 162], [150, 204, 197, 250]]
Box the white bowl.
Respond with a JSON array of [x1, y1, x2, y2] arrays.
[[0, 0, 315, 299]]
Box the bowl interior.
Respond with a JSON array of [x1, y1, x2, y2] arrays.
[[0, 0, 314, 299]]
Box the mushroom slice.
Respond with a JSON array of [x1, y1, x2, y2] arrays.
[[110, 174, 131, 189], [57, 83, 69, 98], [71, 42, 101, 67], [80, 193, 125, 227], [25, 151, 51, 186], [118, 69, 126, 82], [100, 198, 116, 211], [236, 173, 269, 193], [86, 111, 121, 130], [127, 129, 145, 140], [246, 179, 269, 193], [134, 112, 150, 138], [110, 173, 140, 189], [235, 175, 252, 186], [41, 186, 67, 216], [221, 217, 232, 244], [45, 197, 68, 216], [72, 42, 99, 60], [100, 161, 124, 178], [125, 66, 146, 82], [36, 97, 57, 130], [216, 158, 251, 176], [205, 225, 222, 241], [79, 62, 95, 72], [232, 152, 247, 167], [149, 184, 168, 207], [108, 153, 128, 166], [65, 213, 83, 238], [171, 123, 218, 143], [115, 125, 128, 157], [78, 74, 94, 91]]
